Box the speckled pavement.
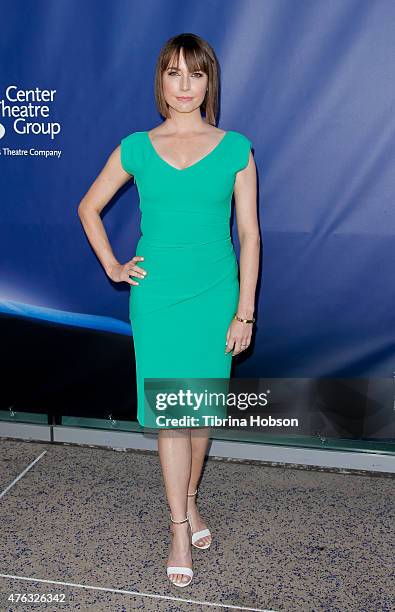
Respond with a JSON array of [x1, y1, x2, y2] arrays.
[[0, 439, 393, 611]]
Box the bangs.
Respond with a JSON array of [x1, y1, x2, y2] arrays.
[[162, 43, 209, 74]]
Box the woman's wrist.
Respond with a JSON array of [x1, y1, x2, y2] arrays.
[[236, 307, 255, 318], [105, 261, 121, 278]]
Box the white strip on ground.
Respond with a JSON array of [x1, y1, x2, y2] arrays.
[[0, 573, 274, 611], [0, 450, 47, 499]]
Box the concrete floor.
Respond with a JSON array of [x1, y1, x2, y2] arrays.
[[0, 439, 393, 611]]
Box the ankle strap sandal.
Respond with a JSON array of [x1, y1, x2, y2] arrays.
[[167, 513, 193, 587], [186, 489, 212, 550]]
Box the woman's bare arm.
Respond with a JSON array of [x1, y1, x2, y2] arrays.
[[77, 146, 147, 284], [234, 151, 260, 319], [225, 151, 260, 356]]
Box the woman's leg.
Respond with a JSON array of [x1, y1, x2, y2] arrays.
[[158, 427, 192, 585], [187, 427, 212, 547]]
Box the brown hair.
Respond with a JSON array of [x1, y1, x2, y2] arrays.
[[154, 33, 220, 126]]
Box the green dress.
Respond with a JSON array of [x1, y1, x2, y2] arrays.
[[120, 130, 252, 429]]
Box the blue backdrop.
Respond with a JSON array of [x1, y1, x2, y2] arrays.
[[1, 0, 394, 436]]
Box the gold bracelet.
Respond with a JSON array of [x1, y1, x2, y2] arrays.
[[234, 313, 255, 324]]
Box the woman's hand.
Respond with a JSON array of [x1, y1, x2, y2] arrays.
[[225, 318, 253, 356], [108, 256, 147, 285]]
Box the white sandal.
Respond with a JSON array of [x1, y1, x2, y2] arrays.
[[187, 489, 212, 550], [166, 513, 193, 587]]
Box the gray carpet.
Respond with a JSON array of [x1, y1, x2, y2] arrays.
[[0, 439, 393, 611]]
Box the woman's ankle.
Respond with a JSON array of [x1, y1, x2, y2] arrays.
[[170, 518, 189, 534]]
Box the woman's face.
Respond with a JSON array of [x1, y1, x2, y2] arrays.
[[162, 49, 208, 115]]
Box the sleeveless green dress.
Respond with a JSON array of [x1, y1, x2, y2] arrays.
[[120, 130, 252, 429]]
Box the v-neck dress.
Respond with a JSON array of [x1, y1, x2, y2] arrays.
[[120, 129, 252, 429]]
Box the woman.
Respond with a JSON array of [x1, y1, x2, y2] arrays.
[[78, 33, 259, 588]]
